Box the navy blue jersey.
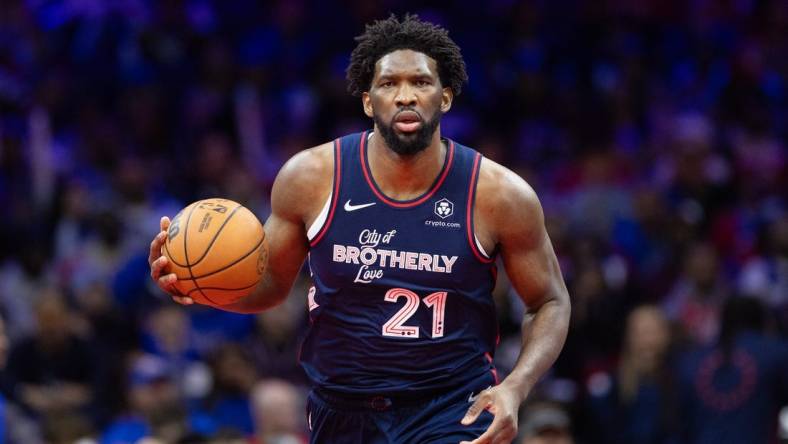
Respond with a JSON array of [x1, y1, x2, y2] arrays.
[[300, 131, 498, 396]]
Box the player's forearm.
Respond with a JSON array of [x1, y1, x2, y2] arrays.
[[212, 273, 290, 313], [499, 295, 570, 398]]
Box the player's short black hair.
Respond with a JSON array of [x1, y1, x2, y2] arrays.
[[346, 14, 468, 97]]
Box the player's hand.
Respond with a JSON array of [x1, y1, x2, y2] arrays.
[[460, 383, 523, 444], [149, 216, 194, 306]]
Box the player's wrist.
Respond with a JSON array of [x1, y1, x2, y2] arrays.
[[497, 376, 532, 403]]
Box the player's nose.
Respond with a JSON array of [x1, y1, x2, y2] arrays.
[[394, 84, 417, 107]]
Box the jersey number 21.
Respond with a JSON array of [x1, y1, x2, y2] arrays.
[[382, 288, 447, 339]]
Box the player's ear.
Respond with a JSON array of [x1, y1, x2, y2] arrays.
[[362, 92, 374, 118], [440, 87, 453, 113]]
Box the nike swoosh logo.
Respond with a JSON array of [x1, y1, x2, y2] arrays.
[[344, 200, 376, 212]]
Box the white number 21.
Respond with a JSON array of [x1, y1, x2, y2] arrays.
[[381, 288, 447, 339]]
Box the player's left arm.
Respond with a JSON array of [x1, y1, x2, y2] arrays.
[[461, 158, 571, 444]]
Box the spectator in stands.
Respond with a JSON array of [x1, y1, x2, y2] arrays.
[[6, 290, 95, 422], [739, 215, 788, 332], [663, 242, 730, 345], [586, 305, 679, 444], [0, 313, 44, 443], [101, 353, 190, 444], [197, 343, 258, 436], [251, 379, 308, 444], [677, 297, 788, 444], [518, 401, 574, 444]]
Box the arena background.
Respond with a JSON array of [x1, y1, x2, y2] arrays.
[[0, 1, 786, 443]]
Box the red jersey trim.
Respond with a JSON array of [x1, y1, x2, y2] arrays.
[[467, 153, 495, 263], [484, 352, 500, 385], [360, 131, 455, 208], [309, 139, 341, 247]]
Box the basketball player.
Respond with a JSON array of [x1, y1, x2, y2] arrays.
[[149, 15, 570, 443]]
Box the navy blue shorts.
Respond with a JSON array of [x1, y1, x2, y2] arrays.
[[306, 373, 496, 444]]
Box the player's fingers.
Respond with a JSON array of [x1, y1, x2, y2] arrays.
[[160, 216, 170, 231], [459, 415, 505, 444], [158, 273, 192, 305], [150, 254, 169, 281], [171, 295, 194, 305], [461, 394, 490, 426], [493, 432, 516, 444], [161, 274, 193, 305], [148, 231, 167, 265], [490, 419, 517, 444], [157, 272, 178, 293]]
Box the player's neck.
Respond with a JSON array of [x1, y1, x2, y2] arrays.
[[367, 129, 446, 201]]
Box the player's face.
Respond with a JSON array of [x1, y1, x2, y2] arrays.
[[362, 49, 453, 156]]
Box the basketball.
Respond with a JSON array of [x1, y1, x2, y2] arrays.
[[162, 198, 267, 306]]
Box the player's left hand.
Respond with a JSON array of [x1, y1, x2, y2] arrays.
[[459, 383, 523, 444]]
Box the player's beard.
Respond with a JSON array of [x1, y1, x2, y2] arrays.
[[374, 108, 442, 156]]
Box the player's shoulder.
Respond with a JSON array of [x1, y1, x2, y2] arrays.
[[278, 141, 335, 182], [271, 141, 335, 220], [476, 156, 540, 213], [474, 156, 544, 243]]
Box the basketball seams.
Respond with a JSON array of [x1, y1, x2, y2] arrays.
[[163, 240, 188, 268], [188, 203, 244, 266], [183, 200, 220, 305], [176, 234, 264, 280], [185, 281, 259, 295], [164, 206, 193, 268], [164, 202, 244, 268]]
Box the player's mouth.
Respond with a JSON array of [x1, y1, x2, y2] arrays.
[[393, 111, 422, 133]]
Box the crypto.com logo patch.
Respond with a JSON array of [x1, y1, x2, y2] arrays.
[[434, 198, 454, 219]]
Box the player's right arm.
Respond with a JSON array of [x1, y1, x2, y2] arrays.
[[148, 142, 334, 313]]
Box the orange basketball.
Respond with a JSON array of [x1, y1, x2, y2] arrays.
[[162, 198, 267, 306]]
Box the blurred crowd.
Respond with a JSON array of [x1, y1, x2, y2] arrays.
[[0, 0, 786, 443]]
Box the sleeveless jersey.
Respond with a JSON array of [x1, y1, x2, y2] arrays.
[[300, 131, 498, 396]]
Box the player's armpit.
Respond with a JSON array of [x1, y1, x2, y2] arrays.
[[475, 159, 566, 310]]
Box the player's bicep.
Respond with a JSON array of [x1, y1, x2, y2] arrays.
[[494, 175, 566, 310], [259, 144, 331, 298]]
